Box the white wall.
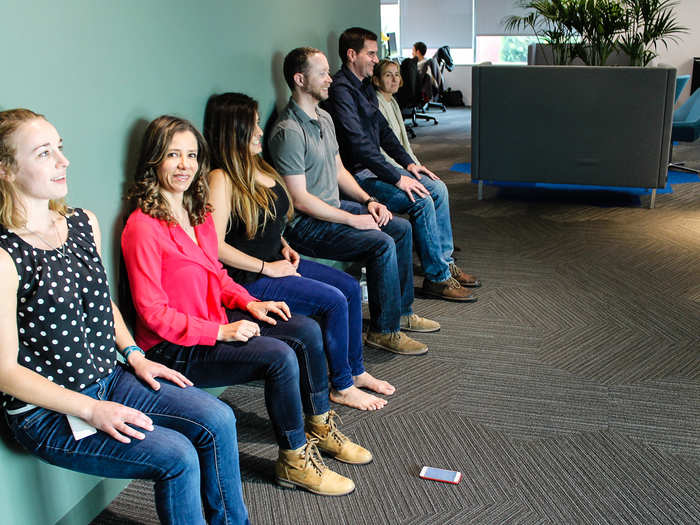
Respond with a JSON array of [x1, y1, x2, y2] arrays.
[[443, 65, 473, 106], [442, 0, 699, 109], [655, 0, 700, 106]]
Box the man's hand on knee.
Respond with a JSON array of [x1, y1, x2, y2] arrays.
[[406, 163, 439, 181], [396, 174, 430, 202]]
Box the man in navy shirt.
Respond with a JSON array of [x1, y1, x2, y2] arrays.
[[325, 27, 481, 302]]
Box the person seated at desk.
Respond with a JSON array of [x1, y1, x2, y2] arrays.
[[121, 115, 370, 497], [412, 41, 437, 96], [325, 27, 481, 303], [204, 91, 393, 411], [0, 108, 249, 525]]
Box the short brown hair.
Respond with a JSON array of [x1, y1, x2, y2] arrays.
[[339, 27, 378, 65], [0, 109, 68, 228], [283, 47, 322, 91], [128, 115, 211, 226]]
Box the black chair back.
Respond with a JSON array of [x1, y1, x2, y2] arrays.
[[397, 57, 421, 109]]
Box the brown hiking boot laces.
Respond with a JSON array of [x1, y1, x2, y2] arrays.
[[445, 277, 462, 289]]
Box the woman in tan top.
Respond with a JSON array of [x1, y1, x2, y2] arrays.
[[372, 60, 420, 169]]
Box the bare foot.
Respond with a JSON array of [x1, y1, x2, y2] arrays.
[[330, 385, 387, 411], [353, 372, 396, 395]]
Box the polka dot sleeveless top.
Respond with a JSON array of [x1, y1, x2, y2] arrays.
[[0, 208, 117, 412]]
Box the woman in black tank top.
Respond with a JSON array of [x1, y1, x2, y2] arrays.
[[0, 109, 249, 525], [204, 93, 395, 412]]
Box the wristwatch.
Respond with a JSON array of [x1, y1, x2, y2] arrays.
[[364, 196, 378, 206]]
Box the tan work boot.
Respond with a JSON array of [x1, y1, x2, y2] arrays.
[[306, 411, 373, 465], [365, 330, 428, 355], [400, 313, 441, 333], [275, 439, 355, 496], [422, 276, 477, 302], [449, 263, 481, 288]]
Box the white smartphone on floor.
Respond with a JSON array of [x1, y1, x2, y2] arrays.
[[419, 466, 462, 484]]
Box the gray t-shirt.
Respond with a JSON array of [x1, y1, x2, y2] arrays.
[[269, 98, 340, 222]]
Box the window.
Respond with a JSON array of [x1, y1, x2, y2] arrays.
[[475, 36, 539, 64]]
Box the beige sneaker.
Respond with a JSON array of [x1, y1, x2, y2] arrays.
[[400, 313, 441, 333], [275, 439, 355, 496], [365, 330, 428, 355], [306, 410, 373, 465]]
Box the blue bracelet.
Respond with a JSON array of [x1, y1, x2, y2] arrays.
[[122, 345, 145, 362]]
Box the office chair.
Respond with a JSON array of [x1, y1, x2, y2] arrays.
[[675, 74, 690, 102], [423, 58, 447, 112], [396, 57, 438, 132], [669, 86, 700, 174]]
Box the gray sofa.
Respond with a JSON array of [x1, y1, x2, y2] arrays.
[[471, 65, 676, 207]]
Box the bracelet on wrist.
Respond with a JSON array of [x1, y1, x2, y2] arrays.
[[257, 260, 265, 277], [122, 345, 145, 363], [364, 196, 378, 206]]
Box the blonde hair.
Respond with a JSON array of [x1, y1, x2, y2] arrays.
[[0, 109, 68, 229], [203, 93, 293, 239]]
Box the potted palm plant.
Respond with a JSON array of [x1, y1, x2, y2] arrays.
[[504, 0, 686, 66]]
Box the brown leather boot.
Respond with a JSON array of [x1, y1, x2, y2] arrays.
[[275, 439, 355, 496], [422, 277, 477, 302], [449, 263, 481, 288], [306, 411, 373, 464]]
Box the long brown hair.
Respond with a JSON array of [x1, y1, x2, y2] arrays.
[[0, 109, 69, 228], [203, 93, 293, 239], [128, 115, 211, 225]]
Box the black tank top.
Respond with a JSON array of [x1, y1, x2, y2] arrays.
[[0, 209, 117, 413], [224, 182, 289, 284]]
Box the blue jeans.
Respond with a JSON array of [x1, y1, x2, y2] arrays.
[[285, 200, 414, 333], [148, 310, 329, 450], [5, 365, 249, 525], [244, 258, 363, 391], [357, 168, 455, 283]]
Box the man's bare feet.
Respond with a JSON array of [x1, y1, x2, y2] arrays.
[[353, 371, 396, 395], [330, 385, 387, 411]]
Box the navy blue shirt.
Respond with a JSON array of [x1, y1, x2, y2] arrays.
[[325, 65, 414, 184]]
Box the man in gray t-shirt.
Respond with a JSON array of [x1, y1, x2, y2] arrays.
[[269, 47, 440, 356]]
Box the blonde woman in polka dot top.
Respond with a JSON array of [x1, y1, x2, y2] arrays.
[[0, 109, 250, 525]]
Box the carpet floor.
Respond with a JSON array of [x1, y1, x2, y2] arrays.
[[93, 108, 700, 525]]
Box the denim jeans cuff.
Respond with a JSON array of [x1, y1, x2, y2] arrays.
[[425, 268, 451, 283], [351, 365, 365, 378], [332, 376, 355, 391], [282, 426, 307, 450]]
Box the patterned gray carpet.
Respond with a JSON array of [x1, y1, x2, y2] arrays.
[[93, 108, 700, 524]]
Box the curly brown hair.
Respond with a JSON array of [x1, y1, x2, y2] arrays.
[[128, 115, 211, 225]]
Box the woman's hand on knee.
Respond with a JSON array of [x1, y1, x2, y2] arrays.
[[130, 354, 193, 391], [217, 320, 261, 342], [263, 259, 300, 278], [85, 400, 154, 444], [246, 300, 291, 325]]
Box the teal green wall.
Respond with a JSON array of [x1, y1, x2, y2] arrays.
[[0, 0, 379, 286], [0, 2, 378, 524]]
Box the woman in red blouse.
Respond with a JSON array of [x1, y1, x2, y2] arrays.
[[121, 115, 371, 497]]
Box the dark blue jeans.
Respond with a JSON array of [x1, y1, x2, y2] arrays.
[[357, 168, 455, 283], [148, 310, 329, 450], [5, 365, 249, 525], [285, 200, 414, 333], [244, 258, 363, 391]]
